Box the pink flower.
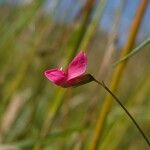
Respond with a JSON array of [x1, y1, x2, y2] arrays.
[[44, 51, 94, 87]]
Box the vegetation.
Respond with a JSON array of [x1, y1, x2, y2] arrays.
[[0, 0, 149, 150]]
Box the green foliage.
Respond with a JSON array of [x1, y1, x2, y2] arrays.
[[0, 1, 149, 150]]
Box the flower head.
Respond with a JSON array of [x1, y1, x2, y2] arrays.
[[44, 51, 94, 87]]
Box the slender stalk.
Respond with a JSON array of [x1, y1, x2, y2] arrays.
[[100, 70, 150, 150], [98, 0, 124, 78], [93, 78, 150, 147], [79, 0, 107, 50], [89, 1, 148, 149], [34, 1, 97, 150], [114, 37, 150, 66]]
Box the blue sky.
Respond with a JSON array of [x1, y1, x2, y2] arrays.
[[1, 0, 150, 46], [45, 0, 150, 46], [101, 0, 150, 45]]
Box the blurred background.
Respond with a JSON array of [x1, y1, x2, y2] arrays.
[[0, 0, 150, 150]]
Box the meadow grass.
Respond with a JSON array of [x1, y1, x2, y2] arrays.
[[0, 0, 149, 150], [89, 0, 149, 149]]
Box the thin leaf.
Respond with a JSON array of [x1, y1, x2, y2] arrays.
[[113, 37, 150, 66]]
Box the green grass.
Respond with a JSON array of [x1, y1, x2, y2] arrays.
[[0, 1, 149, 150]]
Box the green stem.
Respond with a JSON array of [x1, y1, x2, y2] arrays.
[[93, 78, 150, 147], [113, 37, 150, 66]]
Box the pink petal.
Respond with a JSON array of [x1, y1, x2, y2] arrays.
[[67, 51, 87, 80], [44, 69, 67, 86], [63, 74, 94, 87]]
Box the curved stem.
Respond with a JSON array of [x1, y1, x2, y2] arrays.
[[93, 78, 150, 147]]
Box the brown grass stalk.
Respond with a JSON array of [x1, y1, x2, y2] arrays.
[[33, 1, 97, 150], [89, 0, 149, 149]]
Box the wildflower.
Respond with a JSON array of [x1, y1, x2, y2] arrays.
[[44, 51, 94, 87], [44, 51, 150, 147]]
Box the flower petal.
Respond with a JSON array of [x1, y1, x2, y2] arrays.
[[63, 74, 94, 87], [44, 69, 67, 86], [67, 51, 87, 80]]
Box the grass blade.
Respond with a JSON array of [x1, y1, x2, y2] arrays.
[[113, 37, 150, 66]]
